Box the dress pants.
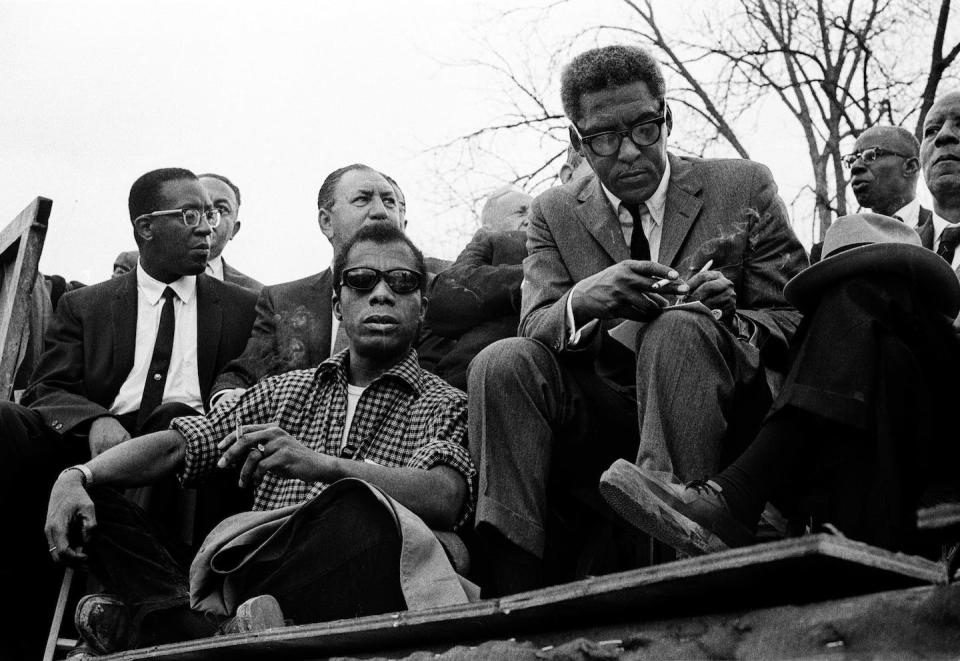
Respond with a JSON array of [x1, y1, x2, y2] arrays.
[[83, 486, 406, 650], [468, 309, 768, 561]]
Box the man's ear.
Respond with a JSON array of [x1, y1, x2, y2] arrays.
[[318, 209, 334, 242], [419, 294, 429, 323], [230, 220, 241, 240], [903, 156, 921, 176], [332, 295, 342, 321], [133, 217, 153, 243], [664, 102, 673, 136]]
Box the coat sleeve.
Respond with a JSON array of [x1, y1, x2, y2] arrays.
[[211, 285, 282, 393], [21, 293, 112, 435]]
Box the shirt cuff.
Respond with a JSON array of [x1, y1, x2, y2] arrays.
[[565, 285, 598, 347]]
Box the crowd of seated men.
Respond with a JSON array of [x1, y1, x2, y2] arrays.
[[4, 43, 960, 660]]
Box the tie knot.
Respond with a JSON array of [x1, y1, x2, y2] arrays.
[[622, 202, 649, 224], [941, 226, 960, 249], [162, 287, 176, 302]]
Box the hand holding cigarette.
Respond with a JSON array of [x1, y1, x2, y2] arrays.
[[681, 259, 737, 321]]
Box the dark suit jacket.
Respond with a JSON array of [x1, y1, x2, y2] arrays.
[[213, 271, 333, 393], [222, 259, 264, 292], [522, 155, 808, 377], [427, 228, 527, 390], [21, 271, 258, 436]]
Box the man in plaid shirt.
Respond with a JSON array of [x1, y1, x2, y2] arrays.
[[44, 223, 474, 653]]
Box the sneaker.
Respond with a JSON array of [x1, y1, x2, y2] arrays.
[[599, 459, 755, 556], [74, 594, 129, 656], [219, 595, 286, 635]]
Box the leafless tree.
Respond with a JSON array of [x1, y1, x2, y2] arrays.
[[432, 0, 960, 242]]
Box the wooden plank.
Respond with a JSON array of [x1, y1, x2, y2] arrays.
[[0, 197, 51, 400], [100, 534, 943, 660]]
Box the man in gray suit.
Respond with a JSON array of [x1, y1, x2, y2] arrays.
[[468, 44, 808, 595]]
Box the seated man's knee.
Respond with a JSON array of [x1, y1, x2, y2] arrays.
[[468, 337, 554, 387], [639, 309, 722, 349]]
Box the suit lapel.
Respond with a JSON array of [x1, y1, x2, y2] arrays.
[[658, 154, 703, 268], [196, 275, 222, 399], [917, 206, 935, 250], [111, 272, 138, 382], [575, 177, 630, 263]]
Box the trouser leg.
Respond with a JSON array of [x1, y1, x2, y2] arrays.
[[0, 401, 87, 661], [84, 486, 216, 647], [634, 310, 768, 481], [233, 487, 406, 624]]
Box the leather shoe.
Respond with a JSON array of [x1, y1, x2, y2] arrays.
[[219, 594, 286, 635], [600, 459, 755, 556], [74, 594, 129, 655]]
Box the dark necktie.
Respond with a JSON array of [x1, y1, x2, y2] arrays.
[[623, 202, 651, 261], [938, 226, 960, 265], [138, 287, 176, 428]]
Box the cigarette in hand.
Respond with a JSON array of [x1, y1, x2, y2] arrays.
[[676, 259, 714, 303]]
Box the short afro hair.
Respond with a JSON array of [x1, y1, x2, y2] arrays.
[[128, 167, 198, 222], [333, 223, 427, 296], [560, 44, 666, 126], [198, 172, 241, 207], [857, 125, 920, 158]]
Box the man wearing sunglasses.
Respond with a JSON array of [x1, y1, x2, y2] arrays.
[[42, 223, 475, 653], [0, 167, 258, 660], [468, 44, 808, 595]]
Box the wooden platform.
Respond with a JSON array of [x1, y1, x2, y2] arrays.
[[101, 534, 944, 660]]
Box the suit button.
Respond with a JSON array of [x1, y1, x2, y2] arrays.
[[153, 373, 162, 381]]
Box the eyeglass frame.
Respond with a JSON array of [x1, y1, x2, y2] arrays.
[[572, 102, 668, 157], [841, 146, 915, 169], [134, 207, 223, 228], [338, 267, 425, 295]]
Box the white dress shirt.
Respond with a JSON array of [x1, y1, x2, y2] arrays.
[[110, 262, 204, 415], [931, 211, 960, 270], [565, 161, 672, 345], [205, 255, 224, 281], [891, 198, 921, 229]]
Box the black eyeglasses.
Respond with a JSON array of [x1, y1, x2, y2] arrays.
[[576, 105, 667, 157], [340, 267, 423, 294], [134, 208, 222, 228], [842, 146, 912, 169]]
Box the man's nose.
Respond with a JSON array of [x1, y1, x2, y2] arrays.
[[850, 160, 868, 174], [367, 195, 389, 219], [935, 122, 960, 146], [194, 216, 214, 235], [618, 134, 644, 162], [368, 278, 396, 303]]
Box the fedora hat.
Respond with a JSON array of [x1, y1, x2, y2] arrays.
[[785, 212, 960, 317]]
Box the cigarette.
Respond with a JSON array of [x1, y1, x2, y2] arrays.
[[675, 260, 715, 304], [651, 277, 672, 289], [235, 413, 242, 445]]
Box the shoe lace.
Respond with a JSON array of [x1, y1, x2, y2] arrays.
[[686, 478, 722, 498]]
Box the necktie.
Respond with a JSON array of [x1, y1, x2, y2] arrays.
[[938, 226, 960, 265], [623, 202, 652, 261], [138, 287, 176, 429], [332, 321, 350, 355]]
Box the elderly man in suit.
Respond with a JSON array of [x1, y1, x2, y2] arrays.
[[468, 44, 808, 595], [918, 91, 960, 265], [198, 173, 264, 291], [1, 167, 258, 661]]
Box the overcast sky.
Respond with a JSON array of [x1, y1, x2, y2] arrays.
[[0, 0, 933, 286]]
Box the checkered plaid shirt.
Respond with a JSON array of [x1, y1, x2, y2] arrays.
[[171, 348, 475, 529]]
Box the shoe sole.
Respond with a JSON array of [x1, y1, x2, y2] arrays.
[[600, 462, 731, 556], [233, 594, 285, 633]]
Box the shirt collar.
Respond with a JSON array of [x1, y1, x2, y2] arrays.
[[316, 348, 424, 393], [206, 255, 224, 280], [891, 198, 921, 229], [600, 158, 671, 226], [931, 210, 960, 241], [136, 261, 196, 305]]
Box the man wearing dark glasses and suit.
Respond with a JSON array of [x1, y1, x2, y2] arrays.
[[44, 223, 475, 654]]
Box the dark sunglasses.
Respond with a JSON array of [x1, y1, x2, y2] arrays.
[[340, 267, 423, 294]]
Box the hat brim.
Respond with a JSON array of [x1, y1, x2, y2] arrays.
[[785, 242, 960, 318]]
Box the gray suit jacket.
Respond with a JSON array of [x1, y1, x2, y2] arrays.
[[521, 154, 808, 376]]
